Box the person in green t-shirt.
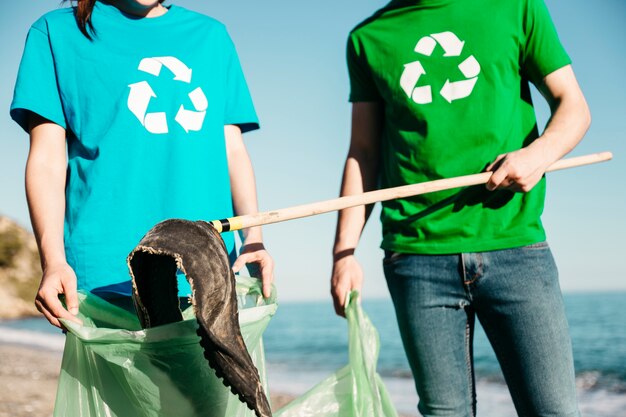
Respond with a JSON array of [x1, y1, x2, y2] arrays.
[[331, 0, 590, 415]]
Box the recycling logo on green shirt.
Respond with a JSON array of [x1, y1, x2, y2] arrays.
[[127, 56, 208, 134], [400, 31, 480, 104]]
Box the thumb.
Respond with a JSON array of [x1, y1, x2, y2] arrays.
[[231, 254, 249, 273], [343, 290, 351, 310], [262, 278, 272, 300], [64, 279, 79, 316], [486, 154, 506, 172], [332, 284, 349, 318]]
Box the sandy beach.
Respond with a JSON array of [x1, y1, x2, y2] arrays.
[[0, 344, 299, 417], [0, 344, 406, 417], [2, 332, 625, 417], [0, 345, 60, 417]]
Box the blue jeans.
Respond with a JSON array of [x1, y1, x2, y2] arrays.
[[383, 242, 579, 417]]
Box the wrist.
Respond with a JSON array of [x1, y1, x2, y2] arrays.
[[36, 234, 66, 271], [241, 242, 266, 254], [241, 230, 265, 253], [529, 135, 563, 168], [333, 248, 355, 263], [42, 260, 69, 274], [40, 252, 68, 272], [241, 226, 263, 244]]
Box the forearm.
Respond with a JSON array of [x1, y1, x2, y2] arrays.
[[225, 125, 263, 244], [486, 66, 590, 192], [333, 152, 379, 257], [224, 125, 274, 296], [26, 121, 68, 270], [531, 65, 591, 165], [329, 102, 382, 315], [333, 102, 383, 257]]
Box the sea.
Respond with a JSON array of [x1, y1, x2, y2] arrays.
[[1, 292, 625, 417]]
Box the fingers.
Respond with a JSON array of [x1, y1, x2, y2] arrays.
[[488, 170, 519, 191], [261, 267, 273, 300], [486, 150, 546, 192], [485, 153, 506, 172], [330, 256, 363, 318], [35, 294, 63, 329], [49, 291, 82, 325], [487, 164, 539, 192], [331, 287, 347, 318], [64, 277, 80, 316], [486, 169, 506, 191], [486, 156, 528, 191], [486, 154, 509, 191], [231, 255, 246, 274], [331, 281, 360, 318], [232, 250, 275, 299], [36, 288, 82, 329], [35, 266, 83, 329]]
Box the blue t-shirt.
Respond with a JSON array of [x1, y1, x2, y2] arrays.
[[11, 2, 259, 295]]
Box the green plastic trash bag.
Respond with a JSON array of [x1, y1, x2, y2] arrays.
[[55, 276, 277, 417], [55, 280, 399, 417], [276, 291, 398, 417]]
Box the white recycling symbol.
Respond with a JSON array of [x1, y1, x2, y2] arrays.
[[400, 31, 481, 104], [127, 56, 208, 134]]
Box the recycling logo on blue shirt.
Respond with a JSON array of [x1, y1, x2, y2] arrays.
[[400, 31, 481, 104], [127, 56, 208, 134]]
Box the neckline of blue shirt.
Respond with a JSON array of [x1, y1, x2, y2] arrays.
[[94, 1, 180, 26]]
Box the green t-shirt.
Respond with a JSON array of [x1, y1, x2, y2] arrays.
[[347, 0, 571, 254]]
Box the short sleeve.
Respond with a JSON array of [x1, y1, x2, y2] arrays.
[[10, 25, 66, 133], [223, 30, 259, 133], [521, 0, 571, 85], [347, 34, 382, 103]]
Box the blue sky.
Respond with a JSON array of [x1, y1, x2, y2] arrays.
[[1, 1, 624, 301]]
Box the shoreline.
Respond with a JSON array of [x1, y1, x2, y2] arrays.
[[1, 339, 624, 417], [0, 344, 300, 417], [0, 344, 412, 417]]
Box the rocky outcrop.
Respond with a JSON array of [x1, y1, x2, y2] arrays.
[[0, 216, 41, 319]]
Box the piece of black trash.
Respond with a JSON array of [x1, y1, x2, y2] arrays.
[[128, 218, 272, 417]]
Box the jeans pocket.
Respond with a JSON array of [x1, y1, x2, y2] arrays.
[[383, 251, 406, 266], [522, 241, 549, 250]]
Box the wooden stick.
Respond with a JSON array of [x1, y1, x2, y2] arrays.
[[209, 151, 613, 233]]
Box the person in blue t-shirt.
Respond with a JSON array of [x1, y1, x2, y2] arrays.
[[11, 0, 274, 329]]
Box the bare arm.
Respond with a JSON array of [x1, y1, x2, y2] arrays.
[[331, 102, 384, 316], [487, 65, 591, 191], [225, 125, 274, 298], [26, 115, 81, 328]]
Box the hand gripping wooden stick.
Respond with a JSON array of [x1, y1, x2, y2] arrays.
[[209, 151, 613, 233]]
